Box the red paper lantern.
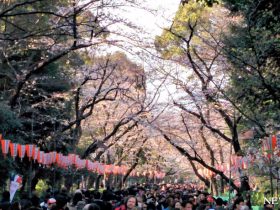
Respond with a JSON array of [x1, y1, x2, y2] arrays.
[[98, 164, 105, 174], [118, 166, 123, 175], [105, 165, 111, 174], [26, 144, 34, 159], [9, 143, 18, 159], [43, 153, 49, 165], [33, 147, 39, 162], [1, 139, 10, 157], [68, 154, 75, 165], [271, 135, 277, 150], [74, 156, 80, 168], [92, 162, 98, 172], [50, 152, 56, 164], [80, 159, 86, 169], [113, 166, 119, 175], [18, 144, 26, 160], [56, 153, 63, 165], [86, 160, 93, 170], [122, 166, 127, 175], [241, 157, 249, 169], [38, 151, 45, 164]]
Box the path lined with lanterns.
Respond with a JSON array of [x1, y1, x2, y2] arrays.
[[0, 135, 165, 180]]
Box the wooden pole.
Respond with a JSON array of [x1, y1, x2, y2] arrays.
[[229, 141, 233, 203], [28, 111, 34, 198], [269, 158, 274, 196]]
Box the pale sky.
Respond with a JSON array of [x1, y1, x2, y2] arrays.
[[95, 0, 182, 105], [116, 0, 181, 104], [121, 0, 181, 36], [101, 0, 181, 43]]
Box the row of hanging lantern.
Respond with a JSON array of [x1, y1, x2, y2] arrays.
[[0, 138, 128, 175], [262, 134, 280, 158], [0, 136, 165, 179], [198, 134, 280, 179], [199, 157, 249, 179]]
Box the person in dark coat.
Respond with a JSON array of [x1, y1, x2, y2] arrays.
[[0, 191, 11, 210]]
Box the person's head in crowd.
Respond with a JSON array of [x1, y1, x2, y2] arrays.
[[10, 202, 21, 210], [102, 189, 115, 202], [158, 194, 166, 206], [83, 191, 91, 199], [138, 187, 145, 197], [91, 191, 101, 200], [31, 194, 40, 208], [20, 193, 32, 210], [141, 202, 148, 210], [181, 201, 193, 210], [190, 196, 197, 206], [240, 205, 250, 210], [206, 195, 213, 202], [264, 203, 274, 210], [232, 194, 241, 204], [215, 198, 223, 207], [72, 192, 83, 206], [47, 198, 56, 210], [175, 192, 181, 199], [174, 197, 180, 203], [26, 207, 42, 210], [146, 198, 156, 210], [60, 187, 68, 194], [197, 193, 207, 204], [43, 194, 51, 203], [136, 196, 144, 208], [124, 196, 137, 210], [146, 195, 156, 206], [205, 203, 212, 210], [175, 201, 182, 210], [1, 191, 10, 202], [82, 204, 100, 210], [55, 194, 68, 210], [90, 200, 105, 210], [233, 198, 244, 210], [166, 196, 175, 208], [196, 204, 207, 210]]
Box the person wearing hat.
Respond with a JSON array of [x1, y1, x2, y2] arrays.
[[47, 198, 56, 210]]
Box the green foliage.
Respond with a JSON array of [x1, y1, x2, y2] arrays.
[[155, 0, 209, 60], [35, 179, 49, 197], [184, 0, 220, 7], [0, 157, 13, 189], [222, 0, 280, 133], [0, 103, 21, 136], [251, 191, 264, 206]]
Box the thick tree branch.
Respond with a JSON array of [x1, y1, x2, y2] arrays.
[[9, 43, 94, 108], [162, 133, 239, 191]]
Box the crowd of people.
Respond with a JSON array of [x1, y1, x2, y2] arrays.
[[0, 184, 273, 210]]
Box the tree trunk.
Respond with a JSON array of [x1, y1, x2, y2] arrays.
[[220, 178, 224, 194], [20, 176, 27, 193], [31, 172, 40, 191], [189, 159, 210, 187], [120, 161, 139, 188], [95, 175, 102, 190], [211, 177, 219, 196], [218, 139, 225, 194], [87, 175, 96, 189], [163, 134, 240, 192]]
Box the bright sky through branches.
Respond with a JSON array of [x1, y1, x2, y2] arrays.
[[120, 0, 181, 36], [92, 0, 182, 105], [118, 0, 181, 104]]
